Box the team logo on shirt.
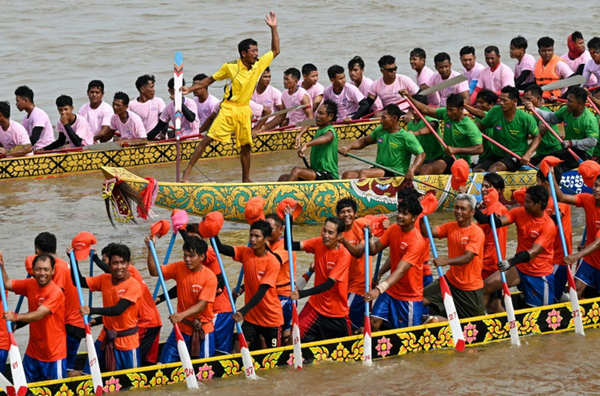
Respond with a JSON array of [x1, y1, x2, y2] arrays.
[[595, 220, 600, 229], [530, 230, 540, 238], [445, 122, 452, 129], [257, 271, 265, 280], [117, 289, 127, 298], [400, 242, 408, 250], [460, 237, 469, 245], [37, 297, 46, 306], [494, 125, 502, 131], [192, 284, 203, 295], [378, 137, 384, 144], [327, 261, 336, 270]]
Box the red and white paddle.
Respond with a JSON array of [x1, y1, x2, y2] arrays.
[[363, 227, 372, 366]]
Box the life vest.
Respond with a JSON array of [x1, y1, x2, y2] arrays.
[[534, 55, 565, 98]]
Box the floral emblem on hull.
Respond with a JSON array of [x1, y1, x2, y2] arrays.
[[546, 309, 563, 331], [103, 377, 121, 393], [376, 336, 392, 358], [519, 311, 541, 335], [463, 323, 478, 344], [197, 364, 215, 380]]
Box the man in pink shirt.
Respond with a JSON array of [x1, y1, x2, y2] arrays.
[[78, 80, 114, 142], [561, 32, 596, 83], [0, 101, 32, 157], [421, 52, 470, 106], [128, 75, 167, 135], [470, 46, 515, 104], [323, 65, 370, 121], [410, 48, 440, 106], [148, 78, 199, 140], [582, 37, 600, 88], [191, 73, 222, 135], [14, 86, 55, 150], [44, 95, 94, 150], [347, 56, 382, 113], [300, 64, 324, 112], [252, 67, 283, 116], [109, 92, 147, 142], [510, 36, 536, 90], [367, 55, 419, 112], [460, 46, 485, 94]]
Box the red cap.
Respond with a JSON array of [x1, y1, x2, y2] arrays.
[[150, 220, 170, 238], [171, 209, 189, 232], [72, 232, 98, 260], [579, 160, 600, 188], [450, 159, 470, 191], [513, 187, 527, 206], [244, 197, 266, 225], [199, 211, 225, 239], [539, 156, 563, 177], [276, 198, 303, 221], [483, 187, 502, 214], [420, 193, 439, 216]]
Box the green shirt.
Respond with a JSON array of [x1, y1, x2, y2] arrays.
[[406, 116, 444, 162], [536, 106, 562, 156], [310, 125, 339, 179], [593, 113, 600, 156], [554, 106, 600, 157], [370, 126, 424, 174], [476, 113, 493, 161], [434, 107, 482, 165], [479, 107, 538, 157]]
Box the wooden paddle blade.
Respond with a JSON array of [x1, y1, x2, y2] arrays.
[[438, 277, 465, 352], [83, 141, 122, 151], [420, 75, 468, 96], [8, 335, 27, 396], [85, 327, 104, 395], [238, 333, 257, 379], [173, 325, 200, 388], [291, 304, 303, 370], [363, 315, 372, 366], [502, 287, 521, 346], [566, 267, 585, 336], [0, 372, 13, 396], [295, 118, 316, 127], [541, 75, 586, 92]]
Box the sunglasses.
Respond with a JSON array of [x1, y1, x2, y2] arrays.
[[381, 66, 397, 73]]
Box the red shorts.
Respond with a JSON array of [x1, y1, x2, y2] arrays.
[[298, 301, 351, 342], [138, 326, 161, 364]]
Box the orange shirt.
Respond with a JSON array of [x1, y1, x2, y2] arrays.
[[436, 221, 485, 291], [26, 255, 84, 329], [414, 213, 432, 275], [302, 238, 351, 318], [162, 262, 217, 335], [378, 225, 425, 301], [0, 296, 7, 351], [478, 204, 508, 276], [545, 200, 573, 264], [505, 207, 556, 276], [12, 278, 66, 361], [576, 194, 600, 270], [233, 246, 283, 327], [344, 219, 367, 294], [270, 238, 297, 297], [128, 266, 162, 328], [200, 248, 233, 313], [86, 273, 142, 351]]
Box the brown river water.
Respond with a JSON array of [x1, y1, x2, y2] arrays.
[[1, 0, 599, 393]]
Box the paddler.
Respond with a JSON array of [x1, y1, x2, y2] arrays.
[[0, 101, 32, 158], [420, 52, 470, 106], [459, 46, 485, 94], [128, 74, 166, 133], [147, 77, 199, 140], [78, 80, 114, 142], [108, 92, 148, 143], [523, 85, 563, 165], [405, 94, 444, 166], [410, 48, 440, 106], [323, 65, 370, 122], [561, 32, 597, 87], [470, 46, 515, 104], [581, 37, 600, 88], [533, 37, 573, 99], [14, 85, 54, 150], [252, 67, 284, 119], [348, 56, 383, 112], [509, 36, 536, 90], [192, 73, 221, 132], [181, 11, 280, 183], [44, 95, 94, 150], [300, 63, 324, 112], [366, 55, 419, 112], [463, 89, 498, 169]]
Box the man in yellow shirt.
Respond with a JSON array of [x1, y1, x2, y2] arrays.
[[182, 12, 280, 183]]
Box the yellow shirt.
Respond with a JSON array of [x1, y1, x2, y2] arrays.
[[212, 51, 274, 105]]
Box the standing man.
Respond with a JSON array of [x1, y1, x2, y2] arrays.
[[14, 85, 55, 150], [367, 55, 419, 112], [0, 101, 32, 158], [470, 46, 515, 104], [410, 48, 440, 106], [421, 52, 470, 106], [78, 80, 114, 142], [460, 46, 485, 94], [509, 36, 536, 90], [323, 65, 370, 121], [129, 75, 167, 133], [348, 56, 383, 112], [533, 37, 573, 99], [182, 12, 280, 183], [44, 95, 94, 150]]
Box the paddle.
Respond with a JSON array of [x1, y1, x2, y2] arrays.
[[480, 134, 539, 170], [254, 104, 305, 122], [174, 50, 184, 183], [0, 372, 14, 396], [372, 252, 383, 287], [529, 109, 583, 165], [83, 141, 122, 151], [420, 75, 468, 96], [296, 269, 313, 290], [68, 246, 103, 396], [88, 249, 94, 323], [362, 227, 373, 366], [285, 211, 303, 370], [575, 228, 587, 272], [14, 274, 32, 316], [547, 169, 585, 336], [422, 216, 465, 351], [0, 258, 28, 396], [148, 221, 199, 388], [541, 75, 587, 92]]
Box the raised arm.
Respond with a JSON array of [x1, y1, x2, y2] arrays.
[[265, 12, 280, 57], [0, 252, 13, 292]]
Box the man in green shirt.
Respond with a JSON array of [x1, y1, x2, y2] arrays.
[[406, 94, 444, 168], [464, 89, 498, 168], [338, 104, 425, 181], [402, 92, 483, 175], [592, 89, 600, 161], [278, 100, 339, 181], [474, 86, 541, 172], [522, 85, 562, 165], [530, 86, 599, 171]]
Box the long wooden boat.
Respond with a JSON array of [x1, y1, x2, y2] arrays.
[[101, 166, 588, 224], [8, 296, 599, 395]]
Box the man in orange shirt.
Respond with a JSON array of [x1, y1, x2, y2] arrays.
[[75, 244, 142, 372], [478, 185, 556, 310], [214, 220, 284, 350], [477, 174, 508, 281], [364, 196, 426, 330], [421, 194, 486, 319], [1, 253, 67, 382], [289, 217, 352, 341]]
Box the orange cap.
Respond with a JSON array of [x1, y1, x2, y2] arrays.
[[450, 159, 470, 191], [244, 197, 266, 225], [150, 220, 170, 238], [171, 209, 189, 232], [199, 211, 225, 239], [483, 187, 502, 214], [579, 160, 600, 188], [276, 198, 303, 221], [539, 156, 563, 177], [72, 232, 98, 260], [362, 215, 387, 237], [513, 187, 527, 206], [420, 192, 439, 216]]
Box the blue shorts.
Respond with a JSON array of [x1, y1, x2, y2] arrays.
[[371, 292, 423, 329], [517, 268, 554, 307], [161, 329, 215, 363], [553, 264, 568, 303], [23, 354, 66, 383], [84, 339, 140, 373], [347, 293, 366, 330], [279, 295, 293, 331], [575, 260, 600, 291], [66, 330, 83, 371], [0, 349, 6, 375], [213, 312, 234, 355], [423, 274, 434, 316]]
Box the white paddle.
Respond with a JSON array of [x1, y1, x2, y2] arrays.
[[362, 227, 372, 366], [285, 212, 303, 369], [542, 75, 587, 92], [420, 75, 468, 96]]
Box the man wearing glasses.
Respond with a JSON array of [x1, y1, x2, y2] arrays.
[[367, 55, 419, 112]]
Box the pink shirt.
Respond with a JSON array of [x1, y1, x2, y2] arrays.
[[426, 70, 469, 107], [562, 51, 597, 87], [22, 107, 55, 149], [57, 116, 94, 147], [300, 81, 324, 104], [514, 54, 536, 85], [110, 110, 147, 139], [349, 77, 382, 112], [250, 100, 263, 118], [282, 87, 310, 125], [0, 120, 31, 150], [78, 101, 113, 136], [463, 62, 485, 85], [368, 74, 419, 111], [476, 62, 515, 92], [159, 98, 199, 137], [417, 66, 440, 106], [323, 84, 364, 121], [194, 95, 221, 125], [128, 97, 166, 131], [252, 85, 282, 114]]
